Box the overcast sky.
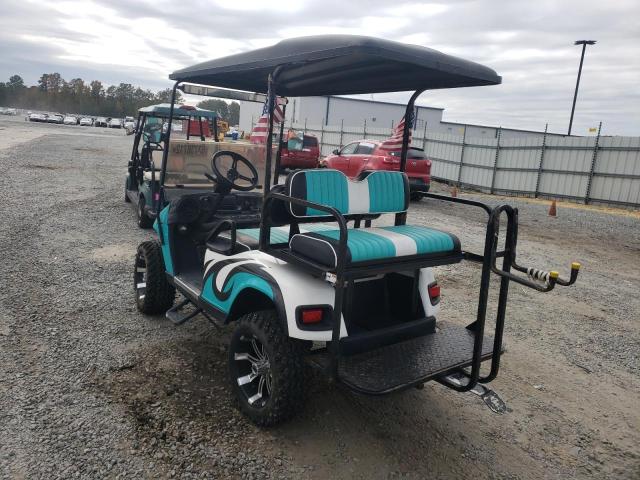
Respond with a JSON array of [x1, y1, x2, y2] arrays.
[[1, 0, 639, 135]]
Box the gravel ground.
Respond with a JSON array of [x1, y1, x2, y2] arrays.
[[0, 116, 638, 479]]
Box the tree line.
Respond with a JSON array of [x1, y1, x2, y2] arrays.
[[0, 73, 240, 124]]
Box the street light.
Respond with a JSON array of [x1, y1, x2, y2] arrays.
[[568, 40, 596, 136]]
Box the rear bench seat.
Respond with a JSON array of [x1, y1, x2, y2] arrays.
[[285, 170, 461, 268]]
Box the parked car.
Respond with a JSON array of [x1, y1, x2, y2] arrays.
[[0, 108, 18, 116], [108, 118, 123, 128], [124, 121, 136, 134], [279, 132, 320, 169], [79, 117, 94, 126], [322, 140, 431, 199], [95, 117, 109, 127], [63, 116, 77, 125], [47, 114, 64, 124], [28, 113, 47, 122]]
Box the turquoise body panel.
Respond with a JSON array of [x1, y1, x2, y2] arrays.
[[154, 206, 174, 275], [201, 271, 274, 313]]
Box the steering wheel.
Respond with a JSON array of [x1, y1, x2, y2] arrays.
[[208, 150, 258, 193]]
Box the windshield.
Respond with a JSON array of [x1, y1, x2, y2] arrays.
[[163, 140, 271, 187], [303, 136, 318, 148]]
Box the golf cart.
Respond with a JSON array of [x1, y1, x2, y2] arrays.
[[125, 103, 221, 227], [133, 35, 580, 426]]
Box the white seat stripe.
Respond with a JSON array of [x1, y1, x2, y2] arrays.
[[347, 180, 370, 214], [364, 228, 418, 256]]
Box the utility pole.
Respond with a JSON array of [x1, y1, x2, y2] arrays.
[[568, 40, 596, 136]]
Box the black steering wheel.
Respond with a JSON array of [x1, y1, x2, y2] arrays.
[[208, 150, 258, 193]]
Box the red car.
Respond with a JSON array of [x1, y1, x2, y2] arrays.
[[322, 140, 431, 199], [279, 134, 320, 169]]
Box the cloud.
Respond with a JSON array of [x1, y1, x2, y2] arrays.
[[0, 0, 638, 135]]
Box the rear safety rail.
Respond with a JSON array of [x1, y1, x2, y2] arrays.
[[488, 204, 581, 293]]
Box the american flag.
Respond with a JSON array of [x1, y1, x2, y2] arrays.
[[378, 113, 414, 151], [250, 97, 285, 144]]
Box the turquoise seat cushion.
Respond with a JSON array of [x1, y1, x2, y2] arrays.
[[235, 224, 335, 249], [289, 225, 461, 268]]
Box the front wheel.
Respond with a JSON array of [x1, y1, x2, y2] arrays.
[[134, 240, 175, 314], [137, 196, 153, 228], [229, 310, 306, 426]]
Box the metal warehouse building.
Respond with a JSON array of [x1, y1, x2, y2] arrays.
[[239, 95, 567, 141]]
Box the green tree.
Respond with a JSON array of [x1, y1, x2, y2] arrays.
[[228, 101, 240, 125], [155, 88, 183, 104], [90, 80, 104, 98], [197, 99, 229, 119], [38, 74, 49, 92], [8, 75, 25, 90]]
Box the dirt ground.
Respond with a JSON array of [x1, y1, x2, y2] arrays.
[[0, 116, 638, 479]]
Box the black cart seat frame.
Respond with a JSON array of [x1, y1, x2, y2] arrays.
[[158, 36, 579, 394]]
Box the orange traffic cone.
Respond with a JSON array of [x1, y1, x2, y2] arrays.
[[548, 200, 557, 217], [451, 186, 458, 198]]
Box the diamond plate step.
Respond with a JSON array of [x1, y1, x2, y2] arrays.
[[308, 323, 496, 395]]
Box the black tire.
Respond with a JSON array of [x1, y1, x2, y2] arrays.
[[410, 192, 422, 202], [229, 310, 306, 426], [134, 240, 175, 314], [137, 196, 153, 229]]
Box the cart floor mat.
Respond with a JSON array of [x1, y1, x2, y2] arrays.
[[308, 323, 495, 394]]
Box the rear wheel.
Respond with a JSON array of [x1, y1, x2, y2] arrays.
[[137, 196, 153, 229], [134, 240, 175, 314], [229, 310, 306, 426]]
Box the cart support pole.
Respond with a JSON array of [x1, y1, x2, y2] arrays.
[[259, 68, 282, 250], [395, 89, 424, 227], [274, 103, 287, 185], [399, 89, 424, 173], [158, 81, 180, 203]]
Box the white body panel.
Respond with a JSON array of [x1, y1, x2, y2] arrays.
[[203, 249, 439, 342]]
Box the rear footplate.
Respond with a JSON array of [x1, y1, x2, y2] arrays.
[[308, 323, 495, 395]]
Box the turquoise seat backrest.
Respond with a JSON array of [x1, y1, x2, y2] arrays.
[[286, 169, 408, 218]]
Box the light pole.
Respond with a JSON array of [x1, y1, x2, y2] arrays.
[[568, 40, 596, 136]]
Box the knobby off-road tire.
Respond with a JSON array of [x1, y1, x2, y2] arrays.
[[137, 196, 154, 229], [134, 240, 175, 314], [229, 310, 306, 427]]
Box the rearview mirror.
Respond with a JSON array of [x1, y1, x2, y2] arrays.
[[332, 149, 339, 155]]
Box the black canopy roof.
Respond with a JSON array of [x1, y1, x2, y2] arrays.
[[170, 35, 501, 96]]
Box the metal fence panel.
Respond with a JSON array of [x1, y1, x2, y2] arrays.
[[282, 119, 640, 208]]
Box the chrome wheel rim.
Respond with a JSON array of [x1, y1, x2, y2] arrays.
[[234, 335, 272, 408]]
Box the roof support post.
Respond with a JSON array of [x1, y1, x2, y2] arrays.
[[158, 81, 180, 203], [259, 68, 282, 250], [400, 89, 424, 172], [274, 103, 287, 185]]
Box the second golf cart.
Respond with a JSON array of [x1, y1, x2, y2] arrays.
[[133, 35, 580, 426], [125, 103, 221, 227]]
